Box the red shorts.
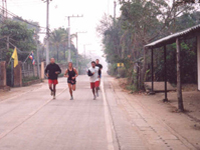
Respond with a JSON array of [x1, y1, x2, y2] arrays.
[[48, 79, 58, 85], [90, 81, 99, 89]]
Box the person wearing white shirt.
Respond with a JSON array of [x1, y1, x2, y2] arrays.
[[88, 61, 100, 100]]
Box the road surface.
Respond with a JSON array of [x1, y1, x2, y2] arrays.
[[0, 75, 195, 150]]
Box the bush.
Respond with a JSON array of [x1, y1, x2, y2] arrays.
[[126, 84, 138, 92], [58, 73, 64, 77], [118, 67, 127, 78], [107, 63, 117, 76], [22, 76, 39, 84]]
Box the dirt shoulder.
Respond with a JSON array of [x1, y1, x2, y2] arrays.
[[114, 77, 200, 149], [0, 81, 45, 102]]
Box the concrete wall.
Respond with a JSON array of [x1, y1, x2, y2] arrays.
[[14, 61, 22, 87], [198, 35, 200, 91], [41, 62, 45, 79], [0, 61, 6, 87]]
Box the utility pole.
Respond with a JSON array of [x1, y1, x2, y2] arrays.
[[36, 39, 40, 78], [2, 0, 4, 21], [114, 1, 116, 19], [5, 0, 7, 19], [83, 44, 91, 58], [68, 16, 71, 62], [1, 0, 7, 20], [76, 32, 78, 68], [42, 0, 51, 65], [46, 0, 50, 65], [84, 44, 86, 58], [75, 31, 87, 68], [66, 15, 83, 62], [114, 1, 116, 25]]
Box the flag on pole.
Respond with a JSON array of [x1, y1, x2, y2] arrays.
[[29, 52, 33, 60], [32, 59, 35, 65], [11, 47, 18, 68], [29, 51, 35, 65]]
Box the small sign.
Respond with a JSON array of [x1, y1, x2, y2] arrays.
[[117, 63, 124, 67]]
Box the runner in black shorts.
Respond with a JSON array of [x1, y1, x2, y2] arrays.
[[64, 62, 78, 100]]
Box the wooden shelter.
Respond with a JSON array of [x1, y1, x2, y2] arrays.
[[144, 24, 200, 111]]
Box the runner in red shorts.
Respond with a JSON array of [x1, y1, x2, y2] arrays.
[[88, 61, 100, 100], [45, 58, 61, 99]]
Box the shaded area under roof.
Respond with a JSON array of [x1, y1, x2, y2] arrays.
[[145, 24, 200, 49]]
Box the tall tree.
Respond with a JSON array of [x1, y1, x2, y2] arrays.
[[49, 28, 75, 63], [0, 19, 36, 62], [98, 0, 196, 89], [49, 28, 63, 61]]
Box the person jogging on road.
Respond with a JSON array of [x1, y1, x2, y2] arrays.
[[88, 61, 100, 100], [96, 59, 103, 87], [45, 58, 61, 99], [64, 62, 78, 100]]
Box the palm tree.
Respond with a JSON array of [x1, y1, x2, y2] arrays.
[[61, 29, 75, 61], [50, 28, 76, 62], [49, 28, 63, 61]]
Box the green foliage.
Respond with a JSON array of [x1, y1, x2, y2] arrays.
[[58, 73, 64, 77], [0, 19, 38, 62], [126, 84, 138, 92], [49, 27, 77, 64], [78, 56, 91, 75], [107, 63, 118, 76], [98, 0, 200, 90], [118, 67, 127, 78], [147, 39, 197, 84], [22, 76, 39, 84]]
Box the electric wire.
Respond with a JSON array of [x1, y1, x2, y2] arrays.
[[0, 6, 46, 29]]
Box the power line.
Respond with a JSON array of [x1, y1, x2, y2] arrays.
[[8, 1, 43, 6], [8, 0, 44, 4], [0, 6, 46, 29], [2, 39, 32, 54]]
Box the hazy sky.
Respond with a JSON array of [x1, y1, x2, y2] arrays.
[[5, 0, 121, 55]]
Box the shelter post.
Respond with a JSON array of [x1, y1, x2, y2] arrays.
[[176, 38, 184, 111], [163, 45, 168, 102], [150, 48, 155, 94]]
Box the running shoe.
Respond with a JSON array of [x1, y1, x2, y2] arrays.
[[93, 95, 96, 100], [96, 92, 99, 97], [53, 95, 56, 99], [70, 97, 73, 100]]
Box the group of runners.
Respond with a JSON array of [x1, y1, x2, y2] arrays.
[[45, 58, 103, 100]]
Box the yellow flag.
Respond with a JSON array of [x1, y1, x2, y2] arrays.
[[11, 47, 18, 68]]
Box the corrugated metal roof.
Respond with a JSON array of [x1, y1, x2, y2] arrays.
[[145, 24, 200, 48]]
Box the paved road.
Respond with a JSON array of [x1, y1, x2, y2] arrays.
[[1, 75, 195, 150], [0, 75, 148, 150]]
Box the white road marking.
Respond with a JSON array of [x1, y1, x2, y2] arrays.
[[101, 78, 115, 150]]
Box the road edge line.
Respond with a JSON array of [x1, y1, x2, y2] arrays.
[[101, 77, 116, 150]]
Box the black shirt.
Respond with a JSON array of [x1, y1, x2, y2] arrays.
[[68, 68, 76, 81], [45, 63, 61, 80], [96, 64, 103, 75]]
